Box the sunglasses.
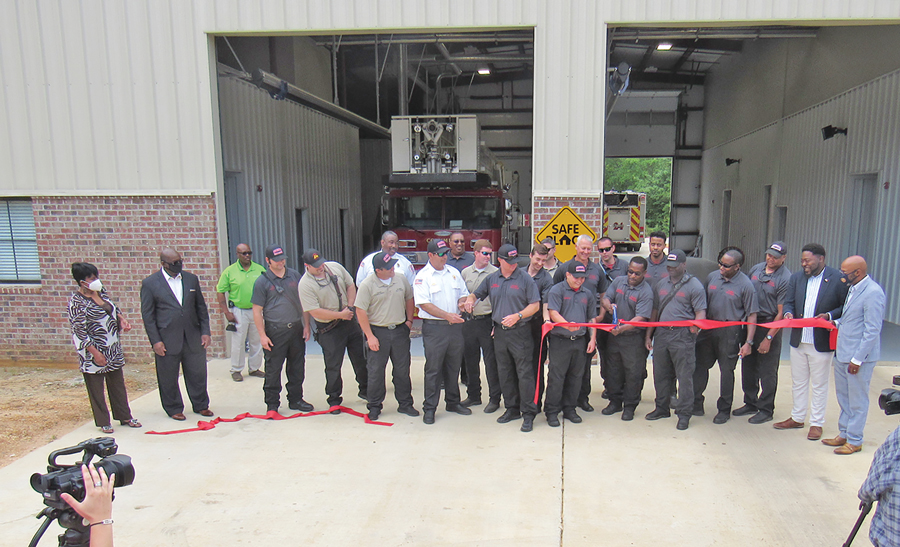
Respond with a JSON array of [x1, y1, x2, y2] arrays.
[[598, 247, 613, 252], [718, 261, 738, 269], [238, 251, 252, 256], [478, 251, 491, 256], [451, 239, 465, 243]]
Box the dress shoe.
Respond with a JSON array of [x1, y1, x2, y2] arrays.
[[645, 408, 671, 421], [601, 402, 623, 415], [807, 426, 823, 441], [713, 410, 730, 424], [547, 413, 560, 427], [676, 415, 690, 430], [732, 404, 756, 417], [601, 389, 609, 400], [578, 400, 594, 412], [289, 400, 314, 412], [460, 397, 482, 408], [170, 413, 186, 421], [834, 443, 862, 455], [521, 414, 534, 432], [748, 412, 773, 424], [398, 406, 420, 417], [248, 369, 266, 378], [692, 405, 705, 417], [423, 410, 435, 424], [330, 408, 341, 415], [497, 409, 521, 423], [621, 408, 635, 421], [446, 404, 472, 415], [368, 409, 380, 421], [484, 401, 501, 414], [198, 409, 214, 417], [562, 410, 582, 424], [773, 417, 805, 430], [822, 435, 847, 447], [231, 371, 243, 382]]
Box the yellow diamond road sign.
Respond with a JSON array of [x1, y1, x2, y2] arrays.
[[535, 206, 597, 263]]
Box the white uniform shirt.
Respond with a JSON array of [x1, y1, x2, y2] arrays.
[[356, 251, 417, 286], [413, 262, 468, 320]]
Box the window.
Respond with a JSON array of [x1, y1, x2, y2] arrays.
[[0, 199, 40, 282]]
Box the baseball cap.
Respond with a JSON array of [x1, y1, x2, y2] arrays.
[[265, 245, 287, 261], [497, 244, 519, 262], [301, 248, 325, 268], [567, 261, 588, 278], [766, 241, 787, 258], [427, 240, 450, 255], [372, 251, 398, 270], [666, 249, 687, 266]]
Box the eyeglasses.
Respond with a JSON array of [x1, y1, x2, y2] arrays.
[[598, 247, 613, 253], [451, 239, 465, 243], [718, 261, 738, 269], [626, 270, 643, 276], [238, 251, 252, 256], [478, 251, 491, 256]]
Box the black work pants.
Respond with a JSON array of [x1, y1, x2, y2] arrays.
[[494, 323, 537, 416], [740, 326, 782, 416], [463, 316, 500, 403], [262, 322, 306, 411], [422, 319, 464, 412], [545, 335, 586, 415], [578, 347, 596, 405], [83, 369, 133, 427], [694, 325, 742, 412], [318, 319, 368, 407], [529, 317, 548, 409], [366, 324, 414, 412], [652, 327, 697, 418], [154, 335, 209, 416], [605, 333, 649, 410]]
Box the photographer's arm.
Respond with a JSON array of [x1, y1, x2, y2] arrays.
[[60, 464, 114, 547]]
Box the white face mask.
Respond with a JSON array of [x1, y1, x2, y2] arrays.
[[87, 279, 103, 292]]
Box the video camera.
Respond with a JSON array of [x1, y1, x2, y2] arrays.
[[28, 437, 134, 547], [877, 375, 900, 416]]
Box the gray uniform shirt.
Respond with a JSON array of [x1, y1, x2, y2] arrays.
[[600, 256, 628, 283], [645, 255, 669, 288], [747, 262, 791, 319], [553, 258, 607, 312], [446, 253, 475, 271], [654, 274, 707, 322], [473, 266, 541, 324], [604, 276, 654, 336], [251, 268, 304, 324], [547, 282, 593, 337], [705, 270, 758, 322]]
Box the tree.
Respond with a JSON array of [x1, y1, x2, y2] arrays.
[[604, 157, 672, 235]]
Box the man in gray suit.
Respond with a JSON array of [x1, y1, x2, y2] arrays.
[[822, 256, 885, 455], [140, 248, 213, 420]]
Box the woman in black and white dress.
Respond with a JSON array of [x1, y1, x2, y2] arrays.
[[68, 262, 141, 434]]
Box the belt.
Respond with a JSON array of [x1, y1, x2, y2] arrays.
[[552, 333, 584, 341], [472, 314, 492, 320], [757, 316, 774, 323], [495, 321, 526, 331], [266, 321, 299, 330], [422, 318, 450, 325], [373, 323, 406, 330]]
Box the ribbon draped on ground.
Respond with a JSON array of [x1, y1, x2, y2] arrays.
[[535, 317, 837, 404], [145, 405, 392, 435]]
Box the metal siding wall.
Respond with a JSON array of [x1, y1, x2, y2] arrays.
[[701, 69, 900, 322]]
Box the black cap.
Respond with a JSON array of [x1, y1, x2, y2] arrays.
[[567, 261, 588, 278], [265, 245, 287, 261], [372, 251, 398, 271], [497, 244, 519, 262], [666, 249, 687, 266], [766, 241, 787, 258], [302, 248, 325, 268], [427, 240, 450, 255]]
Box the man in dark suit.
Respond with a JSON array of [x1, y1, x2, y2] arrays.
[[773, 243, 848, 441], [140, 248, 214, 420]]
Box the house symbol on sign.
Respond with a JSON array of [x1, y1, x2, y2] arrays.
[[558, 234, 572, 245]]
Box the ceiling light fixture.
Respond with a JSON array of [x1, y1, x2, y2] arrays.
[[657, 43, 673, 51], [477, 67, 491, 75]]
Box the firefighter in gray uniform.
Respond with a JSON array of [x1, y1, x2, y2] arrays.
[[355, 252, 418, 421], [735, 241, 791, 424], [460, 239, 501, 411], [645, 231, 670, 289], [693, 246, 758, 425], [644, 249, 707, 430], [526, 243, 554, 410], [465, 244, 541, 432], [545, 261, 597, 426], [414, 239, 471, 425], [599, 256, 654, 421]]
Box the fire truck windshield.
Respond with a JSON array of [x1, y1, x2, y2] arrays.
[[391, 196, 501, 230]]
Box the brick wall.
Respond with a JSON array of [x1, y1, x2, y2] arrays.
[[0, 195, 227, 364], [532, 196, 603, 243]]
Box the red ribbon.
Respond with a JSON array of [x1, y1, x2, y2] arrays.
[[145, 405, 393, 435], [535, 317, 836, 404]]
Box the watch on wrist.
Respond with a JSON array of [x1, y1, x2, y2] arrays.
[[766, 334, 773, 340], [746, 340, 754, 346], [518, 312, 523, 319]]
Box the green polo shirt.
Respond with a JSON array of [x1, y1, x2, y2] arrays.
[[216, 260, 266, 309]]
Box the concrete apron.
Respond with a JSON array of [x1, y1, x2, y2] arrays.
[[1, 355, 897, 546]]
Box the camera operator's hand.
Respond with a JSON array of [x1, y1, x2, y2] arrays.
[[60, 464, 114, 524]]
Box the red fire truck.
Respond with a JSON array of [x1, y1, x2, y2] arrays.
[[381, 115, 511, 267], [602, 190, 647, 252]]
